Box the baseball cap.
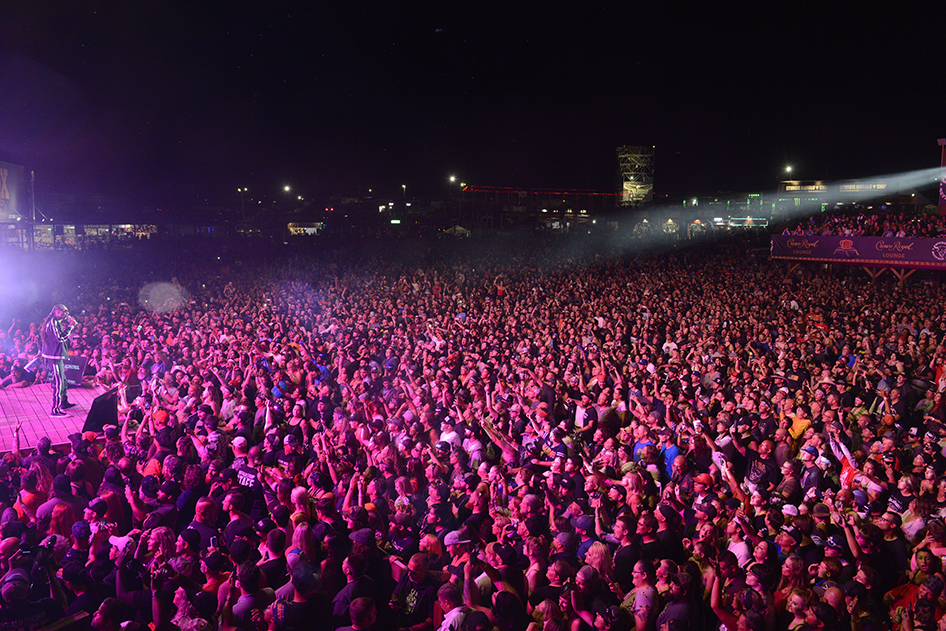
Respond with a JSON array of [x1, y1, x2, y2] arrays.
[[109, 535, 134, 551], [255, 518, 277, 536], [102, 467, 124, 490], [555, 531, 575, 549], [271, 505, 290, 527], [71, 520, 92, 541], [88, 498, 108, 517], [698, 503, 718, 520], [349, 528, 375, 547], [843, 580, 867, 600], [693, 473, 714, 487], [202, 550, 226, 573], [494, 543, 517, 566], [852, 490, 869, 507], [346, 506, 368, 522], [1, 568, 29, 602], [782, 526, 804, 544], [61, 562, 91, 586], [825, 534, 847, 551], [140, 475, 159, 498], [53, 474, 72, 494], [3, 568, 28, 584], [215, 468, 237, 484], [179, 529, 201, 551], [570, 515, 595, 533]]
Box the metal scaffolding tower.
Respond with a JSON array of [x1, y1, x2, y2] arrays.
[[616, 145, 654, 207]]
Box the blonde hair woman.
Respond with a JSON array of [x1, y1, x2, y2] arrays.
[[290, 487, 311, 526], [584, 542, 615, 592]]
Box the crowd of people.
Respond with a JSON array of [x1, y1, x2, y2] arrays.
[[1, 229, 946, 631], [784, 208, 946, 238]]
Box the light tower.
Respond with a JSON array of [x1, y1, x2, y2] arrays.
[[616, 145, 654, 207]]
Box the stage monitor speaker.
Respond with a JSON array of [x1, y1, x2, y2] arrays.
[[82, 387, 119, 433], [64, 356, 89, 387]]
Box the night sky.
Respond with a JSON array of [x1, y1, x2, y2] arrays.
[[0, 4, 941, 208]]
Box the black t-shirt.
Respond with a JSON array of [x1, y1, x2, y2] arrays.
[[224, 515, 254, 548], [801, 465, 823, 494], [639, 539, 675, 564], [656, 599, 698, 631], [529, 584, 563, 609], [614, 538, 641, 588], [287, 592, 332, 631], [785, 368, 810, 392], [66, 590, 102, 616], [391, 574, 438, 627], [264, 449, 306, 474], [235, 464, 268, 521], [332, 576, 378, 626], [260, 557, 289, 591], [887, 489, 912, 515], [745, 453, 779, 491], [656, 529, 686, 564], [388, 531, 419, 562], [0, 598, 64, 631], [187, 520, 221, 550], [150, 502, 178, 530]]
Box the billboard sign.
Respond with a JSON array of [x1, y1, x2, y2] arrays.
[[771, 235, 946, 269], [0, 162, 26, 222]]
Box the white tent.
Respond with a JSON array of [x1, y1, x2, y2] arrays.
[[445, 225, 471, 237]]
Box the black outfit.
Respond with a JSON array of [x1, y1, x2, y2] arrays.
[[391, 573, 438, 629]]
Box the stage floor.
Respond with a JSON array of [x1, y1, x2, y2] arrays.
[[0, 382, 106, 452]]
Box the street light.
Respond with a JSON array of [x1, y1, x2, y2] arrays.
[[237, 188, 247, 220], [449, 176, 456, 183], [282, 185, 294, 212], [785, 166, 793, 174], [402, 184, 406, 199]]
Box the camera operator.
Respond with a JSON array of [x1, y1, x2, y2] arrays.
[[0, 547, 67, 631]]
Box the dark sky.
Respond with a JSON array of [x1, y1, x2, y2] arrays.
[[0, 3, 941, 207]]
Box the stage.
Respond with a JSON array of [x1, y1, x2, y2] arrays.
[[0, 382, 107, 452]]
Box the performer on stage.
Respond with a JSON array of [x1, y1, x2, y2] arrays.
[[41, 303, 77, 417]]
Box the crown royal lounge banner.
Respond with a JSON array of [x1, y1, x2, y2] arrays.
[[771, 235, 946, 270]]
